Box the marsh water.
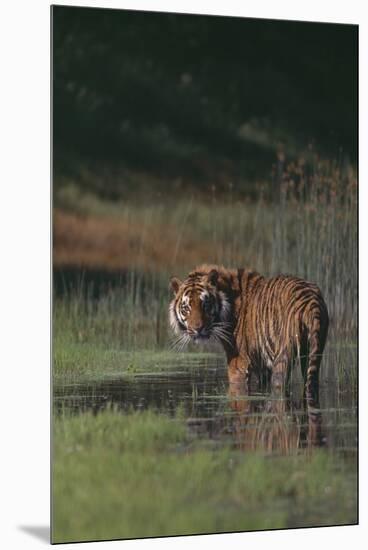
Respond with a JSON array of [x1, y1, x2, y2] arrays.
[[54, 354, 357, 456]]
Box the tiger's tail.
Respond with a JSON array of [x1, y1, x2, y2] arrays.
[[305, 298, 329, 402]]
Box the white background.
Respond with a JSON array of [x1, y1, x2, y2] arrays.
[[0, 0, 366, 548]]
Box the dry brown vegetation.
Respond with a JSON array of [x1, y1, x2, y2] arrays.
[[53, 208, 212, 272]]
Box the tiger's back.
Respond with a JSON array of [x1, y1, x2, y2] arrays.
[[235, 270, 329, 394]]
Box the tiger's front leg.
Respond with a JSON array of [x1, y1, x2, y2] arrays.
[[228, 355, 252, 395]]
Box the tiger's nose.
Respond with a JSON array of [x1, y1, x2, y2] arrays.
[[190, 325, 205, 336]]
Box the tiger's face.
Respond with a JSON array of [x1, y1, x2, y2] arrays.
[[169, 269, 231, 348]]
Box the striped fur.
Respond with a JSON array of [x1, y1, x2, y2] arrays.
[[169, 264, 329, 400]]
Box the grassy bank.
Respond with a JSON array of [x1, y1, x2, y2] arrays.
[[52, 409, 357, 543], [53, 342, 221, 384]]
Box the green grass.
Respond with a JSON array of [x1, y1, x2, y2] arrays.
[[53, 338, 220, 383], [52, 409, 357, 543]]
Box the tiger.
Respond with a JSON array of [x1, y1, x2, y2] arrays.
[[169, 264, 329, 401]]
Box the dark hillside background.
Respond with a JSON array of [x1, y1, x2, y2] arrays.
[[53, 7, 357, 197]]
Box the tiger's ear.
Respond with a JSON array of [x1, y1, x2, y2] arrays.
[[170, 277, 182, 295], [208, 269, 219, 286]]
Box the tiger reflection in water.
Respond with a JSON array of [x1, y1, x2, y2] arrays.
[[227, 386, 323, 453], [187, 389, 324, 453]]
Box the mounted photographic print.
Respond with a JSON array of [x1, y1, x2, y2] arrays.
[[52, 4, 358, 544]]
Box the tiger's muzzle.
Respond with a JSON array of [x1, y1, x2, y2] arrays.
[[187, 325, 211, 341]]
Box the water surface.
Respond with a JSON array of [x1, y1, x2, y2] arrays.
[[54, 355, 357, 456]]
